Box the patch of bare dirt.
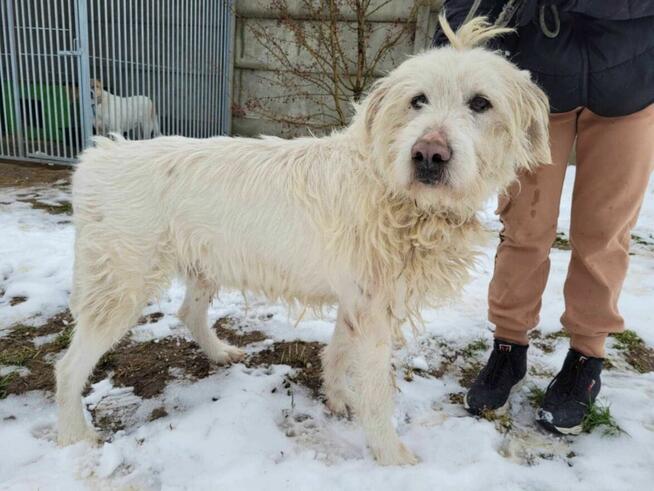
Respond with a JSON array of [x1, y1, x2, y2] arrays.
[[0, 312, 267, 401], [552, 233, 571, 250], [148, 407, 169, 421], [17, 198, 72, 215], [0, 161, 71, 188], [0, 311, 75, 396], [247, 341, 325, 398], [137, 312, 165, 325], [625, 345, 654, 373], [610, 330, 654, 373], [91, 337, 216, 398], [448, 392, 465, 405], [212, 318, 267, 347], [8, 296, 27, 306]]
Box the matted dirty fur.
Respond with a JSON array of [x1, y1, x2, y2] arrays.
[[56, 16, 550, 465]]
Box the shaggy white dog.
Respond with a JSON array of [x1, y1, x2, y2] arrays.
[[56, 18, 549, 465]]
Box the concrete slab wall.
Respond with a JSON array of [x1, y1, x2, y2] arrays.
[[232, 1, 444, 136]]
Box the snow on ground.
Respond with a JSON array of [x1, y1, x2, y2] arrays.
[[1, 167, 653, 490]]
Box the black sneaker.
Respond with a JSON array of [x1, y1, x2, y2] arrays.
[[464, 339, 528, 415], [537, 349, 603, 435]]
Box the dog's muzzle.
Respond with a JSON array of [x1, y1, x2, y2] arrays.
[[411, 130, 452, 185]]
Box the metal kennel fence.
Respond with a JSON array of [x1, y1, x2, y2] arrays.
[[0, 0, 234, 165]]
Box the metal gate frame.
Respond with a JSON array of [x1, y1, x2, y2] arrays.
[[1, 0, 234, 166]]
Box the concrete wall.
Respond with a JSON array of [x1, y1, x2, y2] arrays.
[[232, 0, 444, 136]]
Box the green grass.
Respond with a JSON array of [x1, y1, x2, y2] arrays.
[[527, 386, 546, 408], [611, 330, 643, 351], [0, 346, 38, 366], [544, 329, 569, 340], [461, 339, 489, 358], [582, 401, 624, 437], [51, 324, 74, 350], [0, 373, 17, 399]]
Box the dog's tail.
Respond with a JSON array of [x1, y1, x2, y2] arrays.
[[439, 15, 513, 50]]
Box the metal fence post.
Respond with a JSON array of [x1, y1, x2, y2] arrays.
[[225, 0, 236, 135], [75, 0, 93, 150], [5, 0, 25, 158]]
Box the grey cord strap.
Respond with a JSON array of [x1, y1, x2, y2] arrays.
[[539, 4, 561, 38], [496, 0, 524, 28]]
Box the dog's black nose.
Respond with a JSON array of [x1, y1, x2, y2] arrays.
[[411, 131, 452, 184]]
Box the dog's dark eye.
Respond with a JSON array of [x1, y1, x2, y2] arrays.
[[410, 93, 428, 110], [468, 95, 492, 113]]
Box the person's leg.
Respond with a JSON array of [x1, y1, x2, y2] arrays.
[[538, 105, 654, 435], [562, 104, 654, 357], [465, 109, 580, 416], [489, 109, 579, 344]]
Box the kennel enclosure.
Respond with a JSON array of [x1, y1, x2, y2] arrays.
[[0, 0, 234, 164]]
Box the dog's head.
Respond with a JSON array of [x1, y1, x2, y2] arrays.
[[353, 17, 550, 215], [91, 79, 103, 104]]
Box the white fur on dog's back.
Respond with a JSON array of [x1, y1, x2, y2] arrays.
[[73, 135, 342, 318]]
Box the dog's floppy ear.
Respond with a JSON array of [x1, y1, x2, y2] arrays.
[[510, 70, 551, 168], [363, 80, 389, 133]]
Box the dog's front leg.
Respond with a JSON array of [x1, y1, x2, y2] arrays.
[[349, 303, 418, 466], [322, 306, 356, 417]]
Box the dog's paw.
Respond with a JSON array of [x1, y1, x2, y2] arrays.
[[211, 344, 245, 365], [325, 394, 351, 418], [57, 426, 102, 448], [371, 441, 419, 466]]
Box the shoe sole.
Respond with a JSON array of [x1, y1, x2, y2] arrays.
[[536, 417, 583, 436], [463, 377, 525, 416]]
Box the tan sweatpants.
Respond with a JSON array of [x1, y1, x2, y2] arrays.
[[489, 104, 654, 357]]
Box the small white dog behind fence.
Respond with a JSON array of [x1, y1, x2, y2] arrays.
[[91, 79, 161, 139], [56, 17, 550, 465]]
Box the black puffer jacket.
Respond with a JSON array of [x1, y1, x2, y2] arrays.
[[433, 0, 654, 116]]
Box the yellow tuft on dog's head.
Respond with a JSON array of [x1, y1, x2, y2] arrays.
[[439, 15, 513, 50]]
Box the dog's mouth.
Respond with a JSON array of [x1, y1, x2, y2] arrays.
[[414, 165, 449, 187]]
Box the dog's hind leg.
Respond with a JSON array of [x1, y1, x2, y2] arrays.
[[178, 276, 244, 364], [56, 311, 133, 446], [322, 306, 355, 417], [347, 301, 418, 466], [56, 262, 150, 446]]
